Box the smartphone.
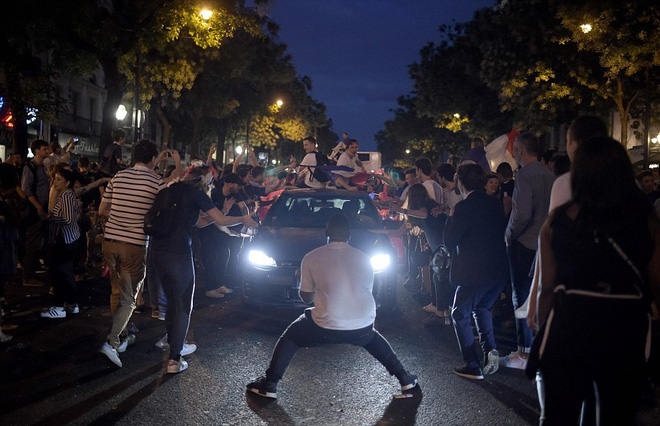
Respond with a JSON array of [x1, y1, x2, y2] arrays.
[[73, 138, 80, 144], [166, 151, 172, 158]]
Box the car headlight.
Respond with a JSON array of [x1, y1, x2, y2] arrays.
[[370, 253, 391, 274], [248, 250, 277, 270]]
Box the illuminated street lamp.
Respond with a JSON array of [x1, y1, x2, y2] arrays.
[[276, 99, 283, 107], [580, 23, 592, 33], [405, 149, 411, 154], [115, 105, 128, 121], [200, 9, 213, 21], [453, 113, 460, 118]]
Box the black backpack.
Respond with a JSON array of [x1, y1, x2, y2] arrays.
[[99, 144, 120, 177], [310, 151, 331, 183], [143, 183, 187, 237]]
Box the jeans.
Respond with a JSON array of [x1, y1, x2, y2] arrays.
[[103, 240, 147, 348], [50, 237, 79, 306], [146, 248, 167, 315], [507, 240, 535, 351], [151, 248, 194, 360], [266, 309, 406, 383], [451, 283, 503, 368], [198, 228, 230, 291]]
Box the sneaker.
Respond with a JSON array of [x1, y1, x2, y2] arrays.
[[205, 288, 225, 298], [151, 309, 160, 319], [483, 349, 499, 375], [67, 304, 79, 314], [23, 278, 46, 287], [127, 322, 139, 334], [99, 342, 122, 367], [246, 376, 277, 399], [218, 286, 234, 294], [453, 363, 484, 380], [40, 306, 66, 318], [399, 372, 419, 391], [117, 334, 136, 353], [181, 343, 197, 356], [167, 358, 188, 374], [155, 334, 169, 349], [422, 303, 437, 314], [158, 311, 166, 321], [501, 351, 528, 370]]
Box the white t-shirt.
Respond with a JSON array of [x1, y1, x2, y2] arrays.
[[422, 179, 444, 205], [300, 242, 376, 330], [335, 152, 361, 178], [300, 152, 327, 188], [549, 172, 571, 211]]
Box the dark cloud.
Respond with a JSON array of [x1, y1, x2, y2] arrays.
[[265, 0, 495, 150]]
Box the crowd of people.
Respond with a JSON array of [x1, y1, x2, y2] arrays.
[[1, 121, 659, 424]]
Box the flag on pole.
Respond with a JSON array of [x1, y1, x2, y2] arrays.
[[485, 128, 518, 171]]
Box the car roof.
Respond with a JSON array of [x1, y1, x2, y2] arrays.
[[279, 188, 372, 200]]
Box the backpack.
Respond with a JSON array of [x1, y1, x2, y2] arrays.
[[99, 144, 120, 177], [310, 151, 331, 183], [143, 183, 186, 237]]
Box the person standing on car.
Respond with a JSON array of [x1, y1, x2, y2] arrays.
[[296, 136, 328, 189], [246, 213, 418, 399]]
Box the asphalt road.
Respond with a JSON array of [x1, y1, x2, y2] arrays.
[[1, 270, 658, 426]]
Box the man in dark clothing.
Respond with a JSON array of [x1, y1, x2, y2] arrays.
[[444, 163, 509, 380]]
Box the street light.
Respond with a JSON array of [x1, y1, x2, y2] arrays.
[[580, 24, 592, 33], [405, 149, 411, 154], [453, 113, 460, 118], [115, 105, 128, 121], [200, 9, 213, 21], [276, 99, 283, 107]]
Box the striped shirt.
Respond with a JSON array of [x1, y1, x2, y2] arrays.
[[102, 165, 164, 246], [50, 189, 81, 244]]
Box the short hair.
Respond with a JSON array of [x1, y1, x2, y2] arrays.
[[78, 156, 90, 168], [550, 154, 570, 176], [133, 139, 158, 164], [30, 139, 49, 155], [457, 163, 486, 192], [303, 136, 317, 145], [347, 139, 359, 148], [485, 172, 499, 182], [251, 166, 265, 179], [496, 162, 513, 178], [112, 129, 126, 142], [407, 183, 432, 210], [471, 137, 485, 148], [414, 157, 433, 176], [568, 116, 607, 145], [326, 213, 350, 241], [437, 163, 456, 182], [515, 132, 541, 157], [404, 168, 416, 177], [636, 170, 653, 182]]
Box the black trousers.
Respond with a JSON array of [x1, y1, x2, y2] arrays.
[[50, 237, 79, 306]]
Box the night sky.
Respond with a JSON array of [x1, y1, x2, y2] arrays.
[[263, 0, 495, 151]]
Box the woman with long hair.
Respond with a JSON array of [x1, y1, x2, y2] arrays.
[[534, 137, 660, 425], [41, 168, 81, 318]]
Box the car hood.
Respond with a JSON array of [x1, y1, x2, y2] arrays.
[[246, 226, 392, 263]]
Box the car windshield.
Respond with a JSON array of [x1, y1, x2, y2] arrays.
[[264, 193, 382, 229]]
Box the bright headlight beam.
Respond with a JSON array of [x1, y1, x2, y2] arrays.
[[248, 250, 277, 269], [370, 254, 391, 273]]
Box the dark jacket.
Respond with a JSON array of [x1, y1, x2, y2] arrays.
[[444, 190, 509, 287]]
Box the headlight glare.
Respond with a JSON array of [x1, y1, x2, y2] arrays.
[[248, 249, 277, 270], [370, 253, 391, 273]]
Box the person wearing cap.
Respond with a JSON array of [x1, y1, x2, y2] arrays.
[[246, 213, 419, 399], [198, 173, 247, 298], [334, 138, 367, 191]]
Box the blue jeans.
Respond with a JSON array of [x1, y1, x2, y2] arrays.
[[451, 283, 503, 368], [151, 248, 195, 360], [507, 241, 535, 351], [266, 309, 407, 383]]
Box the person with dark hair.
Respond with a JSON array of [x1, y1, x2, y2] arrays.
[[150, 165, 257, 373], [548, 154, 570, 177], [462, 137, 491, 172], [485, 172, 500, 197], [334, 138, 367, 191], [297, 136, 328, 189], [40, 168, 81, 318], [43, 139, 75, 173], [21, 139, 51, 287], [502, 132, 555, 370], [496, 162, 514, 220], [533, 137, 660, 425], [414, 157, 443, 205], [437, 163, 461, 215], [540, 149, 557, 172], [98, 141, 177, 367], [637, 170, 659, 204], [445, 163, 509, 379], [246, 214, 419, 399], [100, 129, 127, 177]]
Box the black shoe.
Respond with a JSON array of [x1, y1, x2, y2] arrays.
[[399, 372, 419, 391], [246, 376, 277, 399], [453, 363, 484, 380]]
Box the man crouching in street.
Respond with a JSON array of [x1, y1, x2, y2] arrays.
[[247, 214, 419, 399]]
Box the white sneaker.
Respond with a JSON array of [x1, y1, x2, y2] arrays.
[[40, 306, 66, 318], [99, 342, 122, 367], [500, 351, 528, 370], [484, 349, 499, 374], [218, 286, 233, 294], [117, 334, 136, 353], [422, 303, 437, 314], [205, 289, 225, 298], [67, 304, 79, 314], [181, 343, 197, 356], [167, 358, 188, 374]]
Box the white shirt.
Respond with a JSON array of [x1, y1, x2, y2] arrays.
[[300, 152, 327, 188], [549, 172, 571, 211], [300, 242, 376, 330], [422, 179, 444, 205], [335, 152, 361, 178]]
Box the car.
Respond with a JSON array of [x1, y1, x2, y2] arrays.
[[240, 188, 399, 312]]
